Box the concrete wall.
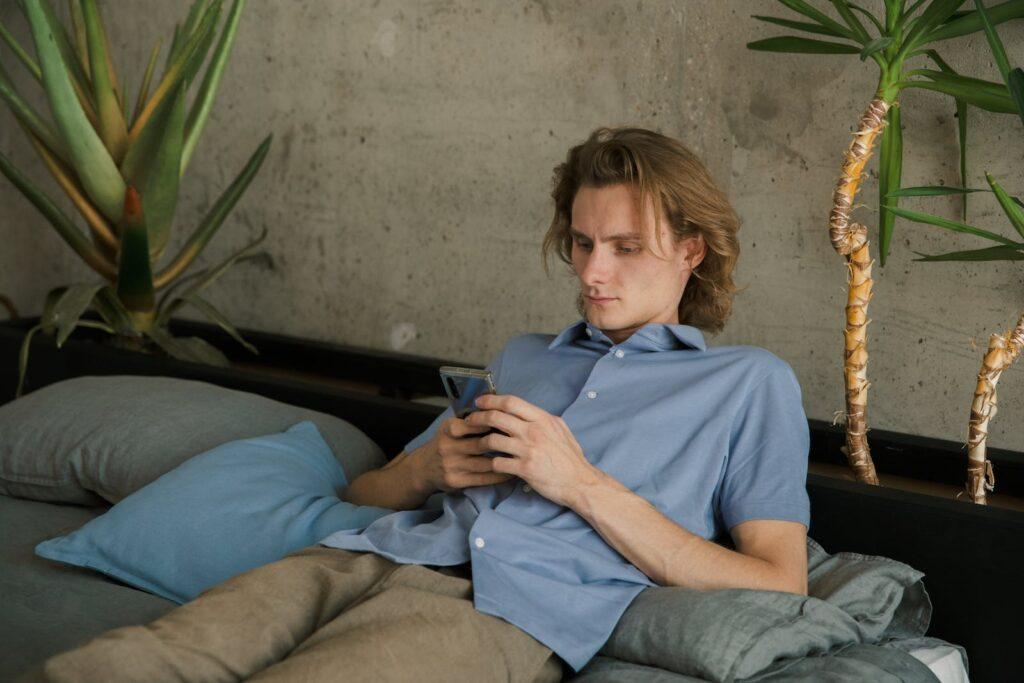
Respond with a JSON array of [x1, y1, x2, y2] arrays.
[[2, 1, 1023, 451]]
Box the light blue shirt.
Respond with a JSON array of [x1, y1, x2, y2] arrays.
[[319, 318, 810, 672]]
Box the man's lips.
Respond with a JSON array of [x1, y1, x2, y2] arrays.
[[587, 296, 616, 303]]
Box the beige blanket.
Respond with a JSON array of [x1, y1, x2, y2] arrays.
[[19, 546, 563, 683]]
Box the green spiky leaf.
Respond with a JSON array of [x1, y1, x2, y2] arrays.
[[885, 204, 1020, 244], [145, 326, 230, 365], [25, 0, 126, 223], [986, 172, 1024, 239], [912, 244, 1024, 261], [878, 105, 902, 265], [746, 36, 861, 54], [154, 135, 272, 289]]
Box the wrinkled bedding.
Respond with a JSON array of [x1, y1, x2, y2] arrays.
[[16, 529, 967, 683]]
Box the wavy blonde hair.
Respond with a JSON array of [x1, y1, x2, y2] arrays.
[[542, 126, 742, 335]]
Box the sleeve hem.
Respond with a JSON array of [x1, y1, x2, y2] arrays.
[[723, 500, 809, 531]]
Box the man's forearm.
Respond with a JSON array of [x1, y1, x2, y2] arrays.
[[568, 469, 803, 593], [342, 451, 436, 511]]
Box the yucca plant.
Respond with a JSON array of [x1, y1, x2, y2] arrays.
[[882, 0, 1024, 505], [748, 0, 1024, 485], [0, 0, 272, 397]]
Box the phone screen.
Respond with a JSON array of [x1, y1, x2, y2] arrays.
[[442, 372, 494, 418]]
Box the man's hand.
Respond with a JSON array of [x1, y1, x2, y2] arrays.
[[414, 413, 517, 493], [467, 393, 602, 507]]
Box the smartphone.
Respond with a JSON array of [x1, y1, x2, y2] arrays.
[[439, 366, 496, 418], [438, 365, 505, 456]]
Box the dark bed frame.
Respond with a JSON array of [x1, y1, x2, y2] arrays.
[[2, 318, 1021, 682]]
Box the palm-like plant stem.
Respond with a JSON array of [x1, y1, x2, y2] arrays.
[[966, 312, 1024, 504], [828, 96, 893, 485]]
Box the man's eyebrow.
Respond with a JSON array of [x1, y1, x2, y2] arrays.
[[569, 227, 643, 241]]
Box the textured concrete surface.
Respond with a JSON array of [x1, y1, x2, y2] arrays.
[[1, 1, 1023, 452]]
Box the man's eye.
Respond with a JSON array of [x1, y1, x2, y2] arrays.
[[618, 246, 639, 254]]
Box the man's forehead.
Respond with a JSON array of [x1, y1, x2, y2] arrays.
[[569, 226, 643, 241]]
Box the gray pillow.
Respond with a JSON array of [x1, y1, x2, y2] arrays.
[[0, 375, 388, 505], [597, 536, 933, 681]]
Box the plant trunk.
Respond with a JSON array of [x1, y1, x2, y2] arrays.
[[827, 96, 892, 486], [966, 312, 1024, 505]]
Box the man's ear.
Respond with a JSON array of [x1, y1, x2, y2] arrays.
[[684, 234, 707, 270]]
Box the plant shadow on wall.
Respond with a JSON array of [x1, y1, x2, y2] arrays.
[[749, 0, 1024, 504], [0, 0, 273, 397]]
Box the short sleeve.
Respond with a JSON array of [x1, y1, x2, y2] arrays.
[[401, 342, 509, 455], [718, 362, 810, 532]]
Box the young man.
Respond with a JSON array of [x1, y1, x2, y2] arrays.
[[32, 128, 809, 683], [330, 127, 810, 674]]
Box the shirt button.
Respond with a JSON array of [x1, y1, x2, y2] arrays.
[[585, 328, 593, 337], [586, 390, 598, 399], [523, 484, 532, 493], [474, 537, 485, 549], [614, 349, 625, 358]]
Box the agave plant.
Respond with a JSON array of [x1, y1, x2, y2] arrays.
[[0, 0, 272, 396], [882, 0, 1024, 505], [748, 0, 1024, 485]]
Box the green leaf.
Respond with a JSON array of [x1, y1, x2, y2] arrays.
[[116, 187, 156, 321], [912, 244, 1024, 261], [0, 147, 116, 279], [24, 0, 126, 223], [143, 83, 185, 261], [180, 292, 257, 355], [93, 286, 137, 335], [130, 0, 219, 139], [829, 0, 872, 42], [973, 0, 1012, 80], [926, 0, 1024, 43], [886, 185, 986, 196], [0, 18, 42, 80], [878, 105, 902, 265], [170, 0, 210, 65], [145, 326, 230, 366], [154, 135, 272, 289], [0, 59, 70, 164], [848, 4, 887, 36], [1008, 66, 1024, 127], [884, 204, 1020, 244], [746, 36, 861, 54], [901, 0, 967, 55], [899, 69, 1017, 112], [182, 0, 246, 174], [132, 39, 163, 127], [36, 0, 92, 98], [751, 15, 846, 38], [777, 0, 859, 40], [39, 285, 68, 332], [902, 0, 931, 22], [986, 172, 1024, 238], [81, 0, 128, 162], [155, 227, 267, 327], [16, 324, 44, 398], [51, 283, 106, 346], [180, 2, 221, 87], [860, 36, 893, 61]]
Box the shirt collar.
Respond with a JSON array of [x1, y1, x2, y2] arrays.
[[547, 318, 707, 352]]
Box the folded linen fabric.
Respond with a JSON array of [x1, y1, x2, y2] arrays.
[[35, 421, 394, 603], [594, 536, 965, 682]]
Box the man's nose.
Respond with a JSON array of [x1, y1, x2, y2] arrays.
[[579, 248, 612, 284]]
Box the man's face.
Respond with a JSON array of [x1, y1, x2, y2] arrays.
[[570, 183, 705, 345]]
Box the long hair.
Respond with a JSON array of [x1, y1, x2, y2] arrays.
[[542, 127, 742, 334]]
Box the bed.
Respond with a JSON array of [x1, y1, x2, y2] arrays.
[[0, 372, 987, 682]]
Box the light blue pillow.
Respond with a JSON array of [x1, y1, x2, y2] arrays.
[[35, 421, 395, 604]]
